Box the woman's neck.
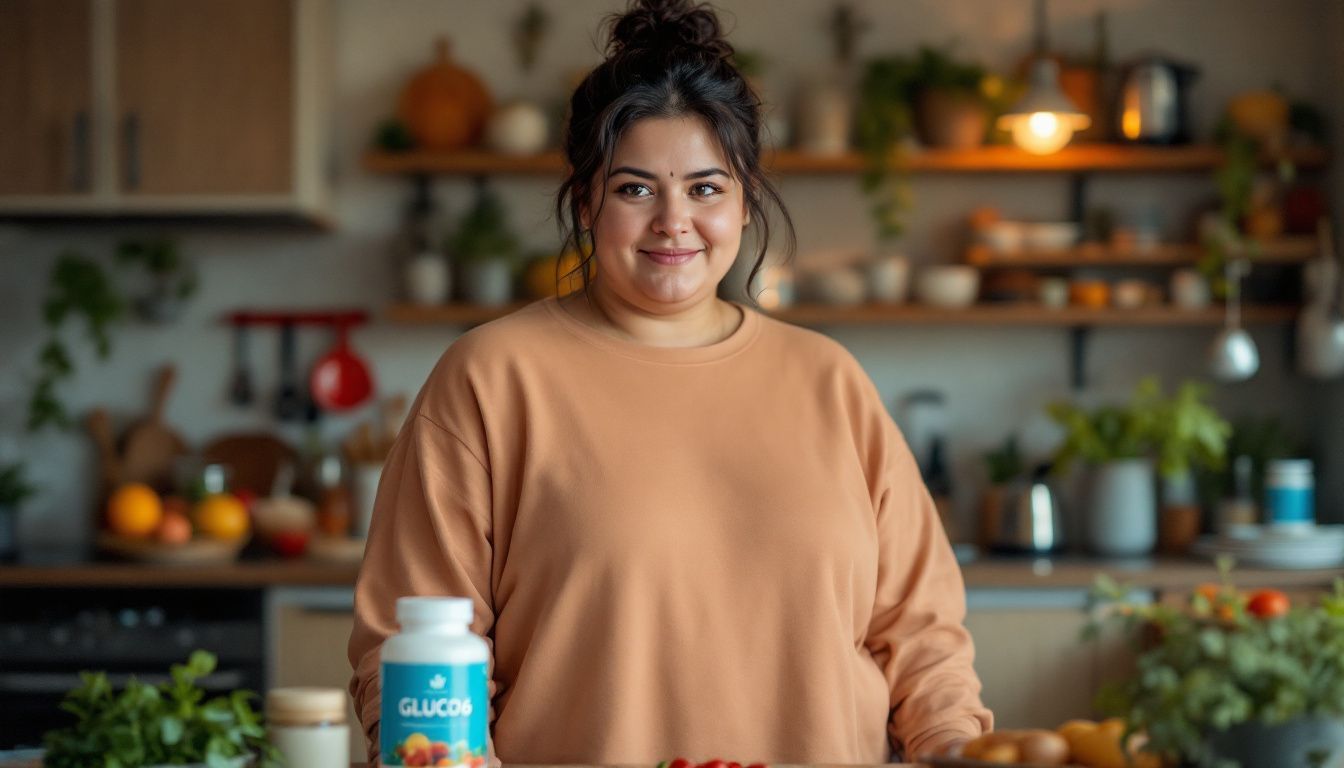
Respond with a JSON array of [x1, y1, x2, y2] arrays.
[[559, 281, 742, 348]]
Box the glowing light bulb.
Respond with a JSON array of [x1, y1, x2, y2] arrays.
[[1009, 111, 1076, 155]]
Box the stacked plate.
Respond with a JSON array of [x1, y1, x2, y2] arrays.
[[1191, 524, 1344, 569]]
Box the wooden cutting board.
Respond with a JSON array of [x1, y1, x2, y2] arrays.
[[118, 365, 189, 489]]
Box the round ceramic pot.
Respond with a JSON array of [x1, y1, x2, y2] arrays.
[[460, 258, 514, 307], [1085, 458, 1156, 557], [1206, 715, 1344, 768]]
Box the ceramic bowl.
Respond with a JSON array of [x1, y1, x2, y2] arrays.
[[916, 265, 980, 309]]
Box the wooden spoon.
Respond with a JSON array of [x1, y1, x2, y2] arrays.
[[120, 365, 189, 489]]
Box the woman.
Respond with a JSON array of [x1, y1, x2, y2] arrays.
[[349, 0, 992, 763]]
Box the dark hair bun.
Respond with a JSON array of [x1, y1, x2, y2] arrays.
[[607, 0, 734, 61]]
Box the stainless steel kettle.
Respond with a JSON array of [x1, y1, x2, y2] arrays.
[[1116, 56, 1199, 144], [983, 467, 1065, 554]]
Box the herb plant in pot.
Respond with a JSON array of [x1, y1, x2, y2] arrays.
[[42, 650, 280, 768], [0, 461, 35, 562], [1048, 378, 1229, 557], [908, 43, 991, 150], [1090, 573, 1344, 768], [117, 238, 197, 324], [450, 186, 520, 307], [977, 434, 1025, 550]]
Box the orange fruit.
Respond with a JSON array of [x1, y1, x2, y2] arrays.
[[155, 511, 193, 546], [107, 483, 163, 538], [194, 494, 250, 541]]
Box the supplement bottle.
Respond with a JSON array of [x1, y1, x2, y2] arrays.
[[380, 596, 490, 767]]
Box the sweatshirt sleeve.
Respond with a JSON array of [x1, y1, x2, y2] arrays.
[[864, 416, 993, 760], [347, 412, 497, 764]]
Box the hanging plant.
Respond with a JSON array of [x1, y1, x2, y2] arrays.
[[28, 253, 125, 431]]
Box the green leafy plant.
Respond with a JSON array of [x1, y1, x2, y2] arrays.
[[1047, 377, 1230, 478], [0, 461, 36, 508], [43, 650, 281, 768], [1087, 568, 1344, 768], [983, 434, 1025, 485], [857, 44, 991, 242], [448, 186, 520, 264], [29, 252, 125, 431], [117, 238, 198, 302]]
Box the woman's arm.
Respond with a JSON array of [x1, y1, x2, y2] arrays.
[[864, 416, 993, 761], [348, 413, 497, 764]]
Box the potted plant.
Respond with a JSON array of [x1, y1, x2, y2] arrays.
[[1047, 377, 1229, 557], [42, 650, 281, 768], [908, 44, 991, 150], [449, 185, 520, 307], [857, 44, 995, 244], [977, 434, 1025, 549], [117, 238, 198, 323], [0, 461, 35, 562], [1088, 570, 1344, 768]]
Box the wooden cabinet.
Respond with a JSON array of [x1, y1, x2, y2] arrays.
[[0, 0, 332, 222], [965, 591, 1136, 729], [0, 0, 93, 196], [115, 0, 293, 197], [269, 591, 366, 760]]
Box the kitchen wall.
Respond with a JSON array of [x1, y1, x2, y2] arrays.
[[2, 0, 1340, 548]]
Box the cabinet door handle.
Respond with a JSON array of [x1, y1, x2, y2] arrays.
[[70, 111, 90, 192], [122, 113, 141, 190]]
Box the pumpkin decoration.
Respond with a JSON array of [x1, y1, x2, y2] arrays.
[[397, 38, 493, 151]]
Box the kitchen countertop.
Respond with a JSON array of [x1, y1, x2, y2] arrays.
[[3, 549, 1341, 591]]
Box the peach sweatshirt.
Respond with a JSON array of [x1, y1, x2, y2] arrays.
[[349, 296, 991, 764]]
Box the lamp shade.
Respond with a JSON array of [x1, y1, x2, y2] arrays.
[[998, 58, 1091, 154]]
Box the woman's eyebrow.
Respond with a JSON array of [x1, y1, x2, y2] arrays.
[[608, 166, 729, 180]]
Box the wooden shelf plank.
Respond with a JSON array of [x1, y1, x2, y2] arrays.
[[363, 144, 1328, 176], [968, 236, 1317, 268], [384, 301, 1298, 328]]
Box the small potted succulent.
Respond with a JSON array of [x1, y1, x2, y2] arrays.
[[1089, 568, 1344, 768], [449, 185, 520, 307], [1047, 377, 1230, 557], [116, 238, 198, 324]]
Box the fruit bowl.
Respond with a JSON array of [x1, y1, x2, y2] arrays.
[[96, 533, 248, 565]]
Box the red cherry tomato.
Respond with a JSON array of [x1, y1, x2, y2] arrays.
[[745, 763, 768, 768], [729, 762, 742, 768], [669, 759, 693, 768], [700, 759, 729, 768], [1247, 588, 1291, 618]]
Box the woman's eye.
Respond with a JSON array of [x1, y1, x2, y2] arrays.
[[690, 183, 723, 197], [617, 183, 652, 197]]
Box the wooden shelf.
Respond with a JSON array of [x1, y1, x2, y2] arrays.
[[384, 301, 1298, 328], [968, 236, 1317, 268], [363, 144, 1329, 177]]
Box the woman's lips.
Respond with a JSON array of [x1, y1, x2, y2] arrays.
[[642, 248, 700, 265]]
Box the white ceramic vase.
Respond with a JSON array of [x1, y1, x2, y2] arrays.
[[1085, 458, 1157, 557], [461, 258, 514, 307], [405, 252, 450, 305]]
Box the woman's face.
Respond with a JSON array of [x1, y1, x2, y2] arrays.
[[584, 115, 748, 312]]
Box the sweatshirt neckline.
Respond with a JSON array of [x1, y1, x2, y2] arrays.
[[542, 294, 760, 365]]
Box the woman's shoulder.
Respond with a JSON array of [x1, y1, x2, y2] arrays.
[[751, 309, 867, 374]]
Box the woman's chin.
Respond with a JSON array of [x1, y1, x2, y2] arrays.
[[636, 272, 708, 306]]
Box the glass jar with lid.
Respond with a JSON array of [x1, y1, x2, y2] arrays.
[[267, 687, 350, 768]]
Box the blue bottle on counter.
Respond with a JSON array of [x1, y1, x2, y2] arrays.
[[1264, 459, 1315, 527], [380, 597, 490, 767]]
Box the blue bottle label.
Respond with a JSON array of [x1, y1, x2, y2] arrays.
[[380, 661, 488, 767], [1266, 486, 1314, 525]]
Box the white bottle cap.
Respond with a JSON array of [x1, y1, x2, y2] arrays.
[[396, 596, 474, 626]]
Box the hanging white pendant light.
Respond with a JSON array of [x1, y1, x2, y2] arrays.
[[997, 0, 1091, 154]]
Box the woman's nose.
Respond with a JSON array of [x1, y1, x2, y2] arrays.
[[651, 195, 690, 236]]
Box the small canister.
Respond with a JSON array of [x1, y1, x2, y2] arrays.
[[267, 687, 350, 768], [1264, 459, 1315, 527]]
